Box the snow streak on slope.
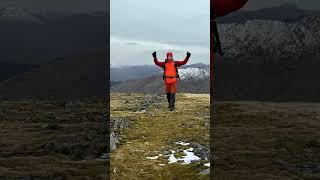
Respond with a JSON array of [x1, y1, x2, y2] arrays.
[[219, 17, 320, 59], [178, 68, 209, 80]]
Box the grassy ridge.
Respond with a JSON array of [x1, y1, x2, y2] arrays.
[[214, 101, 320, 179], [0, 100, 108, 179], [111, 93, 210, 179]]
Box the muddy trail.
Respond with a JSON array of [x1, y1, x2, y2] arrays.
[[110, 93, 210, 179], [0, 100, 108, 179]]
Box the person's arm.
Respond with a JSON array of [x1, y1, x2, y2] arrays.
[[152, 51, 165, 68], [175, 52, 191, 67]]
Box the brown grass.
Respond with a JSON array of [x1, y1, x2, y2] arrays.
[[0, 100, 107, 179], [110, 93, 210, 179], [213, 101, 320, 180]]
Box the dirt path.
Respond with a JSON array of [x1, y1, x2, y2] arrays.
[[110, 93, 210, 179]]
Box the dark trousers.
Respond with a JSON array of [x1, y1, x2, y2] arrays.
[[165, 82, 177, 110], [166, 93, 176, 109]]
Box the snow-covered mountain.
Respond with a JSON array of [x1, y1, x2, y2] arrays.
[[0, 7, 42, 23], [218, 16, 320, 60], [110, 63, 209, 82], [111, 65, 160, 82], [217, 3, 320, 23], [179, 67, 209, 80]]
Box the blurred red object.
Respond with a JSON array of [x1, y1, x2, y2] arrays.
[[211, 0, 248, 17]]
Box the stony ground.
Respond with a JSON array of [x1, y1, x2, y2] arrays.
[[0, 99, 108, 179], [213, 101, 320, 180], [110, 93, 210, 179]]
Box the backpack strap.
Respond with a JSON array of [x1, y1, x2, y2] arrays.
[[174, 61, 180, 79], [163, 59, 167, 80]]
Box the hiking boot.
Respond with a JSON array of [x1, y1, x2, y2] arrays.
[[169, 103, 175, 111]]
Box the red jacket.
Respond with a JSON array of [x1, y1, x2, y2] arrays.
[[211, 0, 248, 17], [153, 57, 189, 68]]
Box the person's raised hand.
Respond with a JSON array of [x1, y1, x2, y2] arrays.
[[152, 51, 157, 59], [187, 51, 191, 58]]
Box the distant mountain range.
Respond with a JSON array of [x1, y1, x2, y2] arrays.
[[218, 16, 320, 60], [0, 6, 108, 64], [0, 6, 109, 99], [213, 8, 320, 101], [110, 63, 209, 82], [0, 50, 108, 100], [218, 3, 320, 23], [110, 63, 210, 94]]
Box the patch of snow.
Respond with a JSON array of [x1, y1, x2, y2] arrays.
[[168, 153, 178, 163], [186, 147, 194, 152], [136, 109, 147, 113], [181, 150, 201, 164], [159, 164, 166, 166], [204, 163, 210, 167], [175, 141, 190, 146], [168, 149, 201, 164], [146, 156, 159, 160]]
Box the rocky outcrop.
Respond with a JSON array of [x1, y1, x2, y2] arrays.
[[110, 117, 131, 150]]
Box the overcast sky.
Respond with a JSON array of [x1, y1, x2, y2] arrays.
[[111, 0, 210, 66]]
